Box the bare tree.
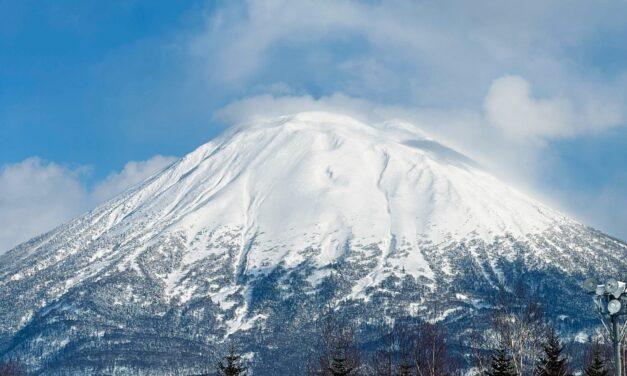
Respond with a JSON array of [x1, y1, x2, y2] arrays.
[[490, 283, 546, 376], [465, 325, 491, 375], [381, 324, 417, 376], [308, 316, 361, 376], [371, 332, 394, 376], [412, 321, 451, 376]]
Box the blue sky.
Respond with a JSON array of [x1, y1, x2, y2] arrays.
[[1, 0, 626, 251]]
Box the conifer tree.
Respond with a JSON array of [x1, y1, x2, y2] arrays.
[[396, 361, 413, 376], [217, 345, 247, 376], [584, 348, 608, 376], [535, 329, 571, 376], [329, 352, 353, 376], [485, 348, 516, 376]]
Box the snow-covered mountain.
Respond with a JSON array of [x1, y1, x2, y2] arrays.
[[0, 112, 625, 375]]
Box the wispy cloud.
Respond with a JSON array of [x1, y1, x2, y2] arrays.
[[92, 155, 177, 204]]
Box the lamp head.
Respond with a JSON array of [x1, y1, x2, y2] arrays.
[[606, 279, 619, 293], [608, 299, 622, 315], [605, 279, 626, 298], [583, 278, 598, 294]]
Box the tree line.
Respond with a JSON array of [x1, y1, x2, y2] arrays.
[[0, 284, 621, 375], [0, 323, 617, 376], [298, 316, 612, 376], [200, 283, 616, 376], [194, 320, 612, 376]]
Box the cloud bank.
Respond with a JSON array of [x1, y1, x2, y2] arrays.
[[0, 158, 88, 254], [0, 155, 176, 253]]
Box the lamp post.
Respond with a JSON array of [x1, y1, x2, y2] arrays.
[[583, 278, 627, 376]]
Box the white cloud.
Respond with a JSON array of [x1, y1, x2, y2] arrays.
[[92, 155, 177, 204], [484, 75, 623, 140], [193, 0, 627, 112], [484, 75, 575, 139], [0, 158, 88, 253], [0, 155, 177, 254]]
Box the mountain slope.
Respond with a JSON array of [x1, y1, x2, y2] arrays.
[[0, 112, 625, 375]]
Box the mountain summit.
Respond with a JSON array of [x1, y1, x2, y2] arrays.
[[1, 112, 625, 374]]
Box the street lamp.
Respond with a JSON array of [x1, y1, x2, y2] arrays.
[[583, 278, 627, 376]]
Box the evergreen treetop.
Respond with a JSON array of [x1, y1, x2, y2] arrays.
[[329, 353, 354, 376], [584, 348, 608, 376], [485, 348, 516, 376], [535, 328, 571, 376], [217, 345, 247, 376]]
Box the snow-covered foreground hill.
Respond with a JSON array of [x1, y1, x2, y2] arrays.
[[0, 112, 625, 374]]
